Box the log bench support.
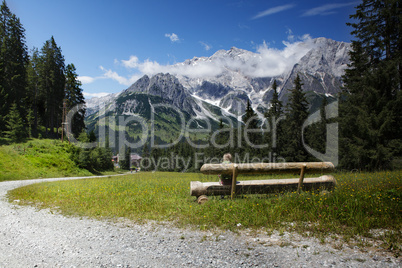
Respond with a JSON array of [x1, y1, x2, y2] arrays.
[[298, 164, 307, 194], [231, 164, 238, 200]]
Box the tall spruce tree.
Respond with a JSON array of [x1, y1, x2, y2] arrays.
[[37, 36, 65, 137], [26, 48, 40, 136], [65, 63, 86, 138], [121, 146, 131, 170], [0, 0, 28, 134], [4, 102, 24, 142], [264, 80, 283, 156], [242, 99, 260, 156], [340, 0, 402, 170], [304, 97, 328, 157], [281, 74, 310, 162]]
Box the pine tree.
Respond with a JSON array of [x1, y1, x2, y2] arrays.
[[281, 74, 310, 162], [37, 36, 65, 137], [264, 80, 283, 156], [119, 145, 131, 170], [304, 97, 327, 157], [242, 99, 258, 130], [340, 0, 402, 170], [65, 63, 86, 138], [141, 141, 150, 170], [124, 146, 131, 170], [26, 48, 40, 137], [242, 99, 260, 156], [88, 129, 96, 142], [0, 1, 28, 134], [4, 102, 24, 142]]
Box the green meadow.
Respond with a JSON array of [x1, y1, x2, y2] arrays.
[[8, 170, 401, 255], [0, 139, 92, 181]]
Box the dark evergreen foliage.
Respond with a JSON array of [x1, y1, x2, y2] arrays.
[[281, 74, 310, 162], [65, 63, 86, 138], [4, 102, 24, 142], [264, 80, 284, 156], [303, 97, 327, 157], [69, 130, 114, 172], [340, 0, 402, 170], [0, 0, 28, 134], [242, 99, 264, 157], [119, 145, 131, 170], [37, 36, 65, 137], [25, 48, 40, 136]]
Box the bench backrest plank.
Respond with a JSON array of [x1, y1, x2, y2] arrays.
[[200, 162, 335, 175]]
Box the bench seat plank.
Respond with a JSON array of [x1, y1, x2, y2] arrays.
[[190, 175, 336, 197]]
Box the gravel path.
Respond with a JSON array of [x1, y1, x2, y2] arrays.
[[0, 176, 400, 267]]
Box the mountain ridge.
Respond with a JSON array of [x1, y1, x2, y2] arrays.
[[85, 37, 351, 140]]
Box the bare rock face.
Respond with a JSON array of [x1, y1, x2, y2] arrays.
[[278, 38, 351, 103], [125, 73, 200, 116], [219, 91, 250, 116]]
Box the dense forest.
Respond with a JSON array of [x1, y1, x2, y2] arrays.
[[0, 1, 85, 141], [0, 0, 401, 172]]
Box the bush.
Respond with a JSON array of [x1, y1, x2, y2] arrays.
[[70, 146, 114, 172]]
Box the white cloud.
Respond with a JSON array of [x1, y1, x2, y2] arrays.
[[302, 2, 357, 17], [78, 76, 96, 84], [200, 41, 212, 51], [121, 55, 140, 68], [252, 4, 295, 20], [83, 92, 110, 98], [229, 35, 314, 77], [114, 35, 315, 80], [89, 35, 316, 90], [100, 66, 141, 86], [286, 28, 295, 42], [165, 33, 180, 42]]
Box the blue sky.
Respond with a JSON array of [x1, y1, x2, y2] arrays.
[[9, 0, 358, 98]]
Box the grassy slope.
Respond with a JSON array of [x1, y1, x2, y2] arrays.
[[8, 170, 401, 255], [0, 139, 92, 181]]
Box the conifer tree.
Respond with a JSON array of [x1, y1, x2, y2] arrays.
[[242, 99, 260, 156], [4, 103, 24, 142], [141, 141, 150, 170], [37, 36, 65, 137], [304, 97, 327, 157], [65, 63, 86, 138], [0, 1, 28, 134], [264, 80, 283, 156], [281, 74, 310, 162], [119, 145, 131, 170], [26, 48, 40, 136], [340, 0, 401, 170], [242, 99, 258, 130]]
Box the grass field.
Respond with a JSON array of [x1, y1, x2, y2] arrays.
[[7, 170, 401, 255], [0, 139, 122, 181]]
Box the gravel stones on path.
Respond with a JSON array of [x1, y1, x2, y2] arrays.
[[0, 177, 400, 267]]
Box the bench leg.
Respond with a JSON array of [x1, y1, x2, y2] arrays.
[[231, 164, 239, 200], [298, 164, 307, 194]]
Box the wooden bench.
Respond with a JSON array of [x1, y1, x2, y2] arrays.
[[191, 162, 336, 203]]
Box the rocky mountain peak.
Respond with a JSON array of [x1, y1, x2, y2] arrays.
[[211, 46, 254, 61], [87, 37, 351, 124], [124, 72, 199, 115]]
